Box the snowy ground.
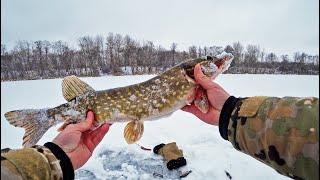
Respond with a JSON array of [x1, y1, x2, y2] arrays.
[[1, 74, 319, 180]]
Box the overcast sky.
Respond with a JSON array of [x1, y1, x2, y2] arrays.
[[1, 0, 319, 56]]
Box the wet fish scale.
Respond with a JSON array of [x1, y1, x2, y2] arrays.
[[92, 67, 195, 123]]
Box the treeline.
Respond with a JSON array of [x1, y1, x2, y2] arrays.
[[1, 33, 319, 81]]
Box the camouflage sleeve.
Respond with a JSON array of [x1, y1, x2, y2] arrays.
[[1, 142, 74, 180], [219, 96, 319, 180]]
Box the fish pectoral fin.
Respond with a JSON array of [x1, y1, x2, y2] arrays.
[[124, 121, 144, 144], [62, 75, 95, 102], [194, 86, 209, 113]]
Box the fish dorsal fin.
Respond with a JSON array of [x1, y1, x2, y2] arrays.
[[62, 75, 95, 101]]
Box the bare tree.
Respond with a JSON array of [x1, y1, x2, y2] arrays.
[[114, 34, 123, 67], [144, 41, 155, 73], [203, 46, 208, 56], [1, 44, 6, 56], [208, 46, 223, 56], [232, 42, 244, 64], [260, 49, 266, 62], [265, 52, 277, 63], [245, 44, 260, 64], [280, 54, 289, 62], [188, 46, 197, 58], [294, 52, 303, 63], [95, 35, 105, 74], [106, 33, 115, 73], [170, 42, 177, 66], [314, 55, 319, 66], [198, 46, 203, 57], [224, 45, 234, 54]]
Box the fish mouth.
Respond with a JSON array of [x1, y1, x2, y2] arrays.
[[213, 52, 234, 69]]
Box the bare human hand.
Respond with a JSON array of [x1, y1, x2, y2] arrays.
[[52, 111, 110, 170], [182, 64, 230, 126]]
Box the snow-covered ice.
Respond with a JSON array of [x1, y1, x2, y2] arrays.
[[1, 74, 319, 180]]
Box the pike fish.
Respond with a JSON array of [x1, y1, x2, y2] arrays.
[[5, 53, 233, 147]]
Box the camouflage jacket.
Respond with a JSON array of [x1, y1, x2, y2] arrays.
[[219, 96, 319, 180], [1, 142, 74, 180]]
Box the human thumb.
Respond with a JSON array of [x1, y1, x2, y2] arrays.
[[72, 111, 94, 132], [194, 64, 216, 90]]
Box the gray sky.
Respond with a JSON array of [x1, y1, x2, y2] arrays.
[[1, 0, 319, 56]]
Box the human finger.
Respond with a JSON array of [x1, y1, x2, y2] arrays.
[[70, 111, 94, 132], [194, 64, 216, 90], [182, 104, 207, 119]]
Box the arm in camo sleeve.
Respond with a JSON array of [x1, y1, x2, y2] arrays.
[[1, 142, 74, 180], [219, 96, 319, 180]]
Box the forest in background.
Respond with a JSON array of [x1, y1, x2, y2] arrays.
[[1, 33, 319, 81]]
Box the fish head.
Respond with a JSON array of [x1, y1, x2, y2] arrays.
[[180, 52, 234, 80], [200, 52, 234, 78]]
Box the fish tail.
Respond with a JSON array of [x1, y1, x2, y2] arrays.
[[4, 109, 54, 147]]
